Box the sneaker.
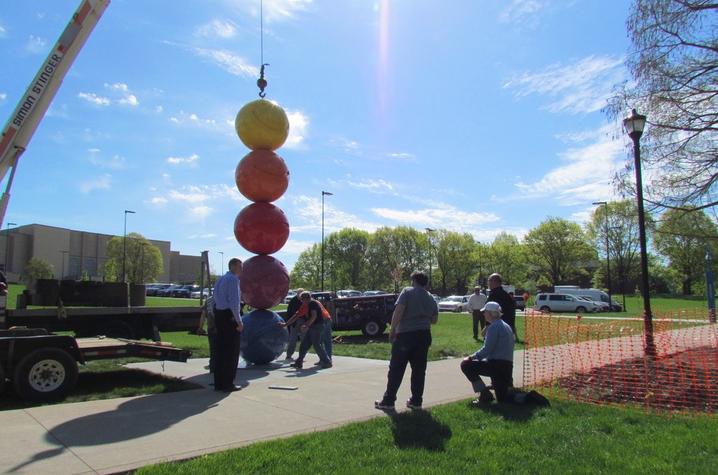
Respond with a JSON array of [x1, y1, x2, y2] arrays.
[[472, 389, 495, 405], [374, 400, 395, 410], [291, 361, 303, 369], [406, 399, 422, 410], [320, 361, 333, 369]]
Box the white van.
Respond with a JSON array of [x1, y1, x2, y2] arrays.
[[535, 293, 600, 313], [554, 286, 611, 305]]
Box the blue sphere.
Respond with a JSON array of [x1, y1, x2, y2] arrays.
[[240, 309, 288, 365]]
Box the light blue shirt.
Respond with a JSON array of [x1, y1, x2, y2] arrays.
[[473, 319, 514, 362], [213, 271, 242, 324]]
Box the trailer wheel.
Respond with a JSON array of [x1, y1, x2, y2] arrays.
[[362, 320, 386, 338], [13, 348, 79, 402]]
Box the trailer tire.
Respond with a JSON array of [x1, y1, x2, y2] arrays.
[[362, 320, 386, 338], [13, 348, 79, 402]]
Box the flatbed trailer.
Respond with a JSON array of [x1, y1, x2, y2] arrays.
[[0, 327, 191, 402], [2, 305, 202, 340]]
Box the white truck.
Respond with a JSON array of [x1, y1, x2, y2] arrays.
[[554, 286, 621, 311]]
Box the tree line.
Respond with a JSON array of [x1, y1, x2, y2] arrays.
[[290, 202, 718, 297]]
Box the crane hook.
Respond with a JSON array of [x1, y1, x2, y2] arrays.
[[257, 63, 269, 98]]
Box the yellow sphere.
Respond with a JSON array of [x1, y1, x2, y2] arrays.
[[235, 99, 290, 151]]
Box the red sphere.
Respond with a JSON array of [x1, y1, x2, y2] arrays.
[[234, 203, 289, 255], [240, 255, 290, 309], [235, 150, 289, 202]]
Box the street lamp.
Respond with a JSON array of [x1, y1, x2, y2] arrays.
[[623, 108, 655, 356], [4, 222, 16, 273], [122, 210, 135, 283], [218, 251, 224, 273], [592, 201, 612, 309], [321, 191, 333, 291], [425, 227, 436, 291]]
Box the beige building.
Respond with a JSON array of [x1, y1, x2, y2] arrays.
[[0, 223, 201, 284]]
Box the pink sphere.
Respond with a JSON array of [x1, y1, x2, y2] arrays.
[[234, 203, 289, 255], [240, 255, 290, 309]]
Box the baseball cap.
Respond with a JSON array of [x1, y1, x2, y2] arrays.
[[480, 301, 503, 314]]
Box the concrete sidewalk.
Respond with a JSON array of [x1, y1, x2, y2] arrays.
[[0, 353, 525, 475]]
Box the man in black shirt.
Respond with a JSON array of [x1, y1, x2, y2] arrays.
[[487, 273, 518, 341], [291, 291, 331, 369], [284, 288, 305, 360]]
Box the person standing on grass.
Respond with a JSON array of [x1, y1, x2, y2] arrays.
[[212, 258, 243, 392], [460, 301, 515, 404], [467, 285, 488, 341], [487, 273, 519, 342], [197, 294, 217, 373], [291, 291, 332, 369], [375, 270, 438, 411]]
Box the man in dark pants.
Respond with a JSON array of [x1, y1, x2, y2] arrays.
[[283, 288, 305, 360], [487, 273, 518, 342], [375, 270, 439, 410], [467, 285, 487, 340], [291, 291, 332, 369], [212, 258, 243, 392]]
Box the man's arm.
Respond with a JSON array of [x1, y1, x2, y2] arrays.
[[302, 308, 318, 331], [389, 303, 406, 341]]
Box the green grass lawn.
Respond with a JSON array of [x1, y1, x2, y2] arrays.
[[138, 398, 718, 475]]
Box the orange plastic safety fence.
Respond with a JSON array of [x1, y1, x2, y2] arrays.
[[522, 308, 718, 413]]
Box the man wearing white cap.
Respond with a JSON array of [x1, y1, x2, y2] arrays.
[[460, 301, 515, 404]]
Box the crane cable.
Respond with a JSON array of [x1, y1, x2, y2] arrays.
[[257, 0, 269, 98]]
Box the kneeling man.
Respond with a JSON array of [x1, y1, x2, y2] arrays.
[[460, 301, 515, 404]]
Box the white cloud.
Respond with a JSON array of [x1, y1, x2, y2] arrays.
[[168, 110, 229, 134], [347, 178, 394, 192], [499, 0, 547, 24], [150, 196, 168, 205], [188, 233, 218, 239], [79, 174, 111, 193], [25, 35, 46, 54], [195, 19, 237, 38], [388, 152, 415, 160], [510, 124, 623, 205], [227, 0, 313, 23], [189, 205, 213, 219], [191, 46, 258, 78], [78, 92, 111, 106], [106, 82, 139, 107], [0, 92, 6, 102], [504, 55, 626, 114], [292, 195, 380, 233], [472, 227, 529, 244], [281, 239, 315, 254], [89, 153, 127, 170], [155, 105, 164, 113], [0, 24, 6, 37], [166, 153, 199, 165], [570, 208, 594, 224], [285, 110, 309, 149], [371, 206, 500, 230]]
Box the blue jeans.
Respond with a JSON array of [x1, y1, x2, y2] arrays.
[[382, 329, 431, 405], [285, 318, 306, 358], [296, 320, 330, 364], [322, 319, 333, 360]]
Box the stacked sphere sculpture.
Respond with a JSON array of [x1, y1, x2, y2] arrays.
[[233, 99, 292, 364]]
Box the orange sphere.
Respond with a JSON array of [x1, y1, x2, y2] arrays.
[[235, 150, 289, 202]]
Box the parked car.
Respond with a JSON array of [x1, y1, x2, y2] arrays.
[[337, 289, 363, 298], [438, 295, 469, 313], [284, 290, 297, 304], [534, 293, 600, 313], [513, 296, 526, 310], [171, 284, 200, 298], [146, 283, 171, 296], [190, 287, 211, 299], [157, 284, 182, 297], [363, 290, 386, 296], [576, 296, 610, 312]]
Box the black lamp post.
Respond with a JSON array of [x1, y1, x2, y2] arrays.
[[122, 210, 135, 283], [592, 201, 612, 309], [321, 191, 333, 291], [623, 109, 655, 356], [425, 227, 436, 291]]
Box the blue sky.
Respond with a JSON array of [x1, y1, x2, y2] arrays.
[[0, 0, 635, 274]]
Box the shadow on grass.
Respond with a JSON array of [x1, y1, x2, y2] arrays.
[[469, 400, 546, 422], [389, 410, 452, 451], [0, 368, 202, 411], [334, 334, 390, 345]]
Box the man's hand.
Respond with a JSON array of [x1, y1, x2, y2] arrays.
[[276, 322, 287, 328], [236, 323, 243, 332], [389, 328, 396, 342]]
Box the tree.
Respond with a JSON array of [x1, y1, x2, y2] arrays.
[[104, 233, 164, 284], [609, 0, 718, 207], [586, 200, 643, 296], [525, 218, 596, 285], [485, 232, 528, 287], [435, 231, 478, 295], [23, 257, 54, 283], [324, 228, 370, 289], [289, 244, 322, 290], [654, 208, 718, 294]]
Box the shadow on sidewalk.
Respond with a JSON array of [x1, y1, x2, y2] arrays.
[[9, 388, 229, 473], [389, 410, 452, 451]]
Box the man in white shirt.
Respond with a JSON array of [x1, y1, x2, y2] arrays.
[[467, 286, 487, 341]]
